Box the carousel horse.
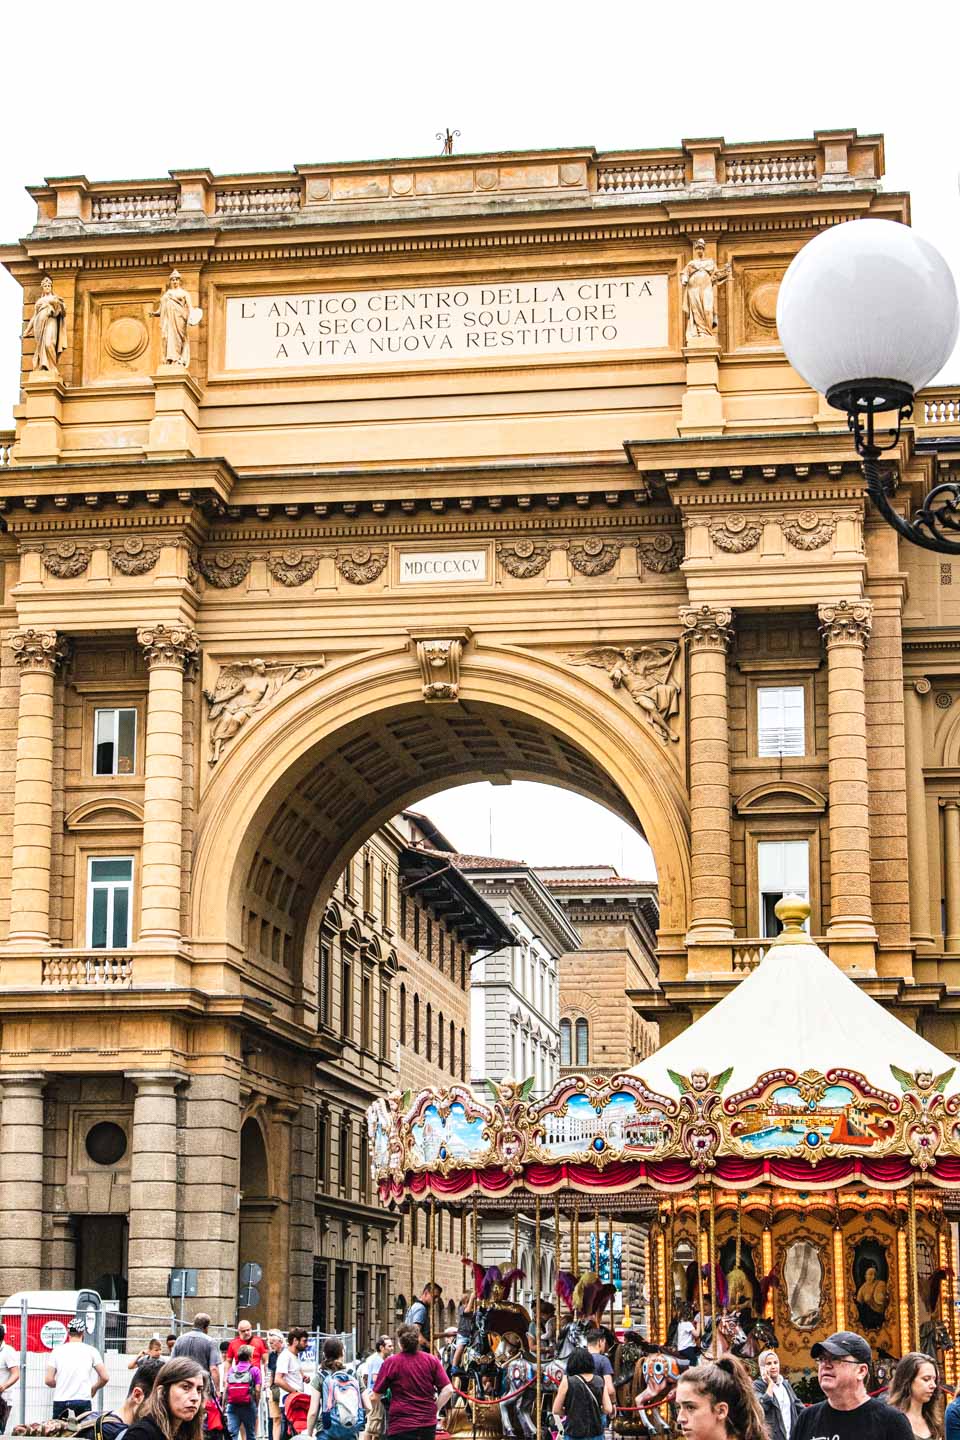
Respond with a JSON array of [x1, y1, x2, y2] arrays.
[[627, 1355, 682, 1438], [554, 1271, 618, 1364], [494, 1334, 538, 1440]]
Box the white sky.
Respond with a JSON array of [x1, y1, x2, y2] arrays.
[[1, 0, 958, 874]]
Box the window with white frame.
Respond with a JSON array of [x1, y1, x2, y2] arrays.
[[93, 707, 137, 776], [559, 1018, 572, 1066], [757, 686, 805, 757], [758, 839, 809, 937], [575, 1017, 589, 1066], [87, 857, 134, 948]]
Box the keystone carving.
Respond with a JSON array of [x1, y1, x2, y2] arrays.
[[782, 511, 836, 550], [413, 633, 469, 703], [137, 623, 200, 672], [267, 549, 321, 587], [637, 533, 683, 573], [569, 643, 681, 743], [709, 517, 761, 553], [9, 627, 71, 673], [818, 599, 873, 649], [497, 540, 551, 579], [111, 537, 160, 576], [680, 605, 734, 650], [204, 657, 325, 764], [569, 537, 620, 576], [198, 550, 253, 589], [43, 541, 91, 578], [336, 548, 388, 585]]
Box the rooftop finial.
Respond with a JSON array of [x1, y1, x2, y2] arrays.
[[769, 893, 812, 946], [436, 128, 460, 156]]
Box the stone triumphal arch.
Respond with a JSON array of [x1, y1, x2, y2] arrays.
[[1, 129, 959, 1326]]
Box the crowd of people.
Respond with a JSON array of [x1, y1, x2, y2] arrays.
[[3, 1304, 960, 1440]]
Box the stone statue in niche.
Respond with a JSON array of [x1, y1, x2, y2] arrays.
[[153, 269, 202, 367], [570, 643, 681, 743], [681, 237, 731, 343], [204, 657, 324, 763], [23, 276, 68, 373]]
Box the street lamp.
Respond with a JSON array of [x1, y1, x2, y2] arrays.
[[777, 218, 960, 552]]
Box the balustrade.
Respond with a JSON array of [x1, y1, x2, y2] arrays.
[[91, 191, 178, 222], [725, 153, 817, 186], [0, 432, 12, 466], [215, 186, 300, 216], [596, 161, 685, 195], [42, 952, 133, 987]]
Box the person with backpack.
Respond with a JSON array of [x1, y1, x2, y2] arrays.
[[372, 1324, 454, 1440], [306, 1339, 364, 1440], [224, 1345, 262, 1440], [77, 1358, 164, 1440]]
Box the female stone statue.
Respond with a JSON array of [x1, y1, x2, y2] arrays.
[[23, 276, 67, 372], [681, 237, 731, 342], [153, 269, 201, 367]]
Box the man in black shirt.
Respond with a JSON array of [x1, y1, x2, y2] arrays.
[[793, 1332, 914, 1440]]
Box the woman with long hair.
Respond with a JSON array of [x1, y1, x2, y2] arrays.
[[552, 1349, 613, 1440], [888, 1353, 944, 1440], [123, 1357, 206, 1440], [675, 1355, 767, 1440]]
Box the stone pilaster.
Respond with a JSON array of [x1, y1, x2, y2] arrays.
[[818, 601, 877, 951], [0, 1074, 45, 1294], [180, 1074, 241, 1322], [287, 1101, 317, 1324], [136, 624, 199, 944], [126, 1071, 183, 1318], [680, 605, 734, 943], [942, 801, 960, 954], [6, 629, 69, 948], [904, 680, 934, 949]]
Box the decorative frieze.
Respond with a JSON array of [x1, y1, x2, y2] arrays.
[[818, 599, 872, 649], [43, 541, 90, 578], [637, 533, 683, 573], [336, 548, 388, 585], [110, 537, 160, 575], [137, 623, 200, 672], [496, 540, 551, 578], [680, 605, 734, 650], [204, 658, 325, 764], [266, 549, 321, 587], [568, 644, 681, 743], [568, 537, 620, 576], [782, 511, 836, 550], [9, 627, 70, 672], [708, 518, 761, 553], [198, 550, 252, 589]]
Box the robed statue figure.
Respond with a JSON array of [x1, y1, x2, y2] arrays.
[[23, 276, 68, 373], [153, 269, 202, 367], [681, 237, 731, 342]]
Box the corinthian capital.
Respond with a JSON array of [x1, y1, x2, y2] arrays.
[[818, 599, 872, 650], [9, 627, 70, 673], [137, 622, 200, 671], [680, 604, 734, 650]]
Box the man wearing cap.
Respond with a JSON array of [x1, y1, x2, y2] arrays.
[[793, 1332, 913, 1440], [44, 1317, 110, 1420]]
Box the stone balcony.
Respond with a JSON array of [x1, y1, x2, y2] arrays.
[[22, 130, 883, 234]]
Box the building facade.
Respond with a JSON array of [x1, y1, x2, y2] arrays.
[[1, 129, 959, 1327]]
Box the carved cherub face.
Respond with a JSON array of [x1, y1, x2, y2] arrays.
[[917, 1070, 934, 1091], [691, 1068, 709, 1092]]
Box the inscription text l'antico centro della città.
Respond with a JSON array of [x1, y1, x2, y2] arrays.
[[224, 275, 668, 369]]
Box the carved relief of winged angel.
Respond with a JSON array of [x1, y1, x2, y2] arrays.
[[571, 643, 681, 742], [204, 657, 323, 763]]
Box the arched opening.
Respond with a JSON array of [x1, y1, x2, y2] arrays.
[[237, 1117, 272, 1325]]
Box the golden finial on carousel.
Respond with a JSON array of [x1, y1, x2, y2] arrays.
[[769, 893, 812, 946]]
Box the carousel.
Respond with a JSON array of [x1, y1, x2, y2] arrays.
[[367, 898, 960, 1433]]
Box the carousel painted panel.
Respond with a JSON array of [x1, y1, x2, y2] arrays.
[[724, 1068, 905, 1160], [531, 1075, 677, 1165]]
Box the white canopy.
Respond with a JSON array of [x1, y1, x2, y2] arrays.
[[632, 907, 959, 1102]]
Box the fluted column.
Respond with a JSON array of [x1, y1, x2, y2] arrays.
[[818, 601, 877, 941], [942, 801, 960, 954], [0, 1074, 45, 1293], [680, 604, 735, 942], [904, 680, 934, 948], [136, 624, 199, 944], [6, 629, 69, 947], [126, 1071, 182, 1316]]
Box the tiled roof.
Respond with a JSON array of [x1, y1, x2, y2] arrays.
[[413, 845, 527, 870], [541, 876, 652, 888]]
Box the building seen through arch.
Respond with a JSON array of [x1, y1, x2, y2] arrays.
[[0, 127, 957, 1327]]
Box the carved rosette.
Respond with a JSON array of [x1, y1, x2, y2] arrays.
[[497, 539, 551, 579], [637, 532, 683, 573], [336, 547, 388, 585], [680, 604, 734, 650], [783, 511, 836, 551], [197, 551, 252, 589], [709, 516, 761, 553], [110, 536, 160, 576], [414, 633, 468, 702], [137, 623, 200, 672], [267, 549, 320, 587], [9, 627, 70, 673], [42, 541, 91, 578], [569, 536, 620, 576], [818, 599, 872, 650]]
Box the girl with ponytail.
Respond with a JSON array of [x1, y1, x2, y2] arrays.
[[676, 1356, 767, 1440]]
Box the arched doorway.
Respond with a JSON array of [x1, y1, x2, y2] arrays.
[[237, 1117, 272, 1326]]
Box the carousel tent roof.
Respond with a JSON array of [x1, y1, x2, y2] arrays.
[[631, 900, 959, 1101]]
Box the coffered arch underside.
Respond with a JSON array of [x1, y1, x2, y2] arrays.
[[191, 646, 691, 962]]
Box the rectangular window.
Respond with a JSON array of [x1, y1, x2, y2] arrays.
[[757, 685, 805, 757], [93, 707, 137, 776], [87, 856, 134, 948], [361, 970, 372, 1050], [319, 941, 331, 1027], [363, 850, 373, 913], [382, 864, 390, 928], [758, 839, 810, 937], [316, 1112, 328, 1188], [413, 906, 420, 951], [341, 958, 353, 1036], [379, 985, 389, 1056], [339, 1119, 351, 1193]]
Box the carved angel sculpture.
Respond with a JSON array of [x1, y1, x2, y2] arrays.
[[571, 643, 680, 742], [204, 657, 323, 763]]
